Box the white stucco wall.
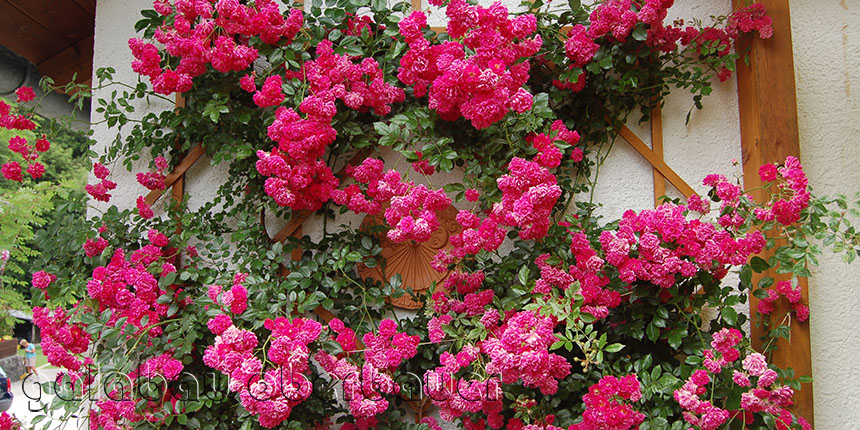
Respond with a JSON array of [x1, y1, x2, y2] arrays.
[[791, 1, 860, 427], [90, 0, 172, 215], [89, 0, 858, 427]]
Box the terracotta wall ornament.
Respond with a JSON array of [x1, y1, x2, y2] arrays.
[[357, 204, 462, 309]]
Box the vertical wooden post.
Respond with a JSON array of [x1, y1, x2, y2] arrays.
[[734, 0, 813, 425], [172, 94, 187, 205], [650, 106, 665, 206], [173, 93, 187, 267]]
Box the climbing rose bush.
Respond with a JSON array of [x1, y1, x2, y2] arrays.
[[11, 1, 860, 430], [1, 87, 51, 182]]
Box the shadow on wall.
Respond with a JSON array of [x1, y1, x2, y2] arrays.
[[0, 45, 90, 128]]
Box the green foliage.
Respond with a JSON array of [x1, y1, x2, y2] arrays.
[[0, 97, 90, 334]]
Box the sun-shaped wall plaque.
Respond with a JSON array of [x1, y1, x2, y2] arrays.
[[357, 204, 462, 309]]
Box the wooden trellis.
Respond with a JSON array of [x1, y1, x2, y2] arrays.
[[143, 0, 813, 423], [617, 108, 695, 205], [145, 4, 710, 328]]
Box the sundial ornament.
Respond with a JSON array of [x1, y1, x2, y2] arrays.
[[357, 205, 461, 309]]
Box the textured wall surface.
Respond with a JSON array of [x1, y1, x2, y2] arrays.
[[89, 0, 857, 427], [790, 1, 860, 426], [90, 0, 174, 215]]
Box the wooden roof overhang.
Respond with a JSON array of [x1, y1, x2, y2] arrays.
[[0, 0, 95, 91]]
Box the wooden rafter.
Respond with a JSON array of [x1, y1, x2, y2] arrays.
[[0, 0, 95, 90], [734, 0, 813, 424]]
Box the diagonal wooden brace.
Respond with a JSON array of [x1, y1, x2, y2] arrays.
[[617, 123, 695, 199], [144, 143, 206, 206]]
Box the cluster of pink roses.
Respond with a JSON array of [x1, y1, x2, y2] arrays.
[[86, 162, 118, 202], [737, 353, 807, 430], [436, 122, 580, 263], [690, 159, 812, 324], [689, 3, 772, 81], [132, 0, 303, 94], [674, 329, 810, 430], [31, 270, 57, 294], [426, 270, 494, 344], [758, 280, 809, 322], [440, 156, 559, 261], [755, 156, 811, 226], [0, 412, 20, 430], [315, 353, 399, 430], [674, 369, 732, 430], [204, 314, 321, 428], [397, 0, 541, 129], [411, 151, 435, 176], [1, 87, 50, 182], [90, 352, 185, 430], [569, 374, 645, 430], [36, 232, 184, 382], [560, 1, 772, 88], [597, 203, 766, 289], [3, 134, 49, 181], [527, 121, 583, 169], [84, 225, 110, 258], [423, 310, 570, 429], [534, 244, 621, 320], [32, 305, 90, 371], [255, 40, 404, 211], [315, 319, 419, 430], [430, 271, 495, 320], [292, 40, 405, 116], [383, 184, 452, 242], [702, 327, 743, 373], [423, 345, 505, 427], [335, 157, 404, 215], [333, 157, 453, 243], [482, 310, 572, 396], [208, 272, 249, 315], [494, 158, 561, 241], [85, 229, 185, 336], [136, 156, 169, 191]]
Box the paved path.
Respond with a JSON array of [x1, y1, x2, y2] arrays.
[[8, 366, 88, 430]]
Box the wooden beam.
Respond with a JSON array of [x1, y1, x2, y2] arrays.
[[163, 94, 188, 269], [272, 210, 312, 243], [650, 106, 665, 206], [37, 34, 94, 88], [7, 0, 94, 45], [171, 94, 187, 206], [0, 1, 66, 64], [144, 143, 206, 205], [734, 0, 813, 425], [70, 0, 95, 16]]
